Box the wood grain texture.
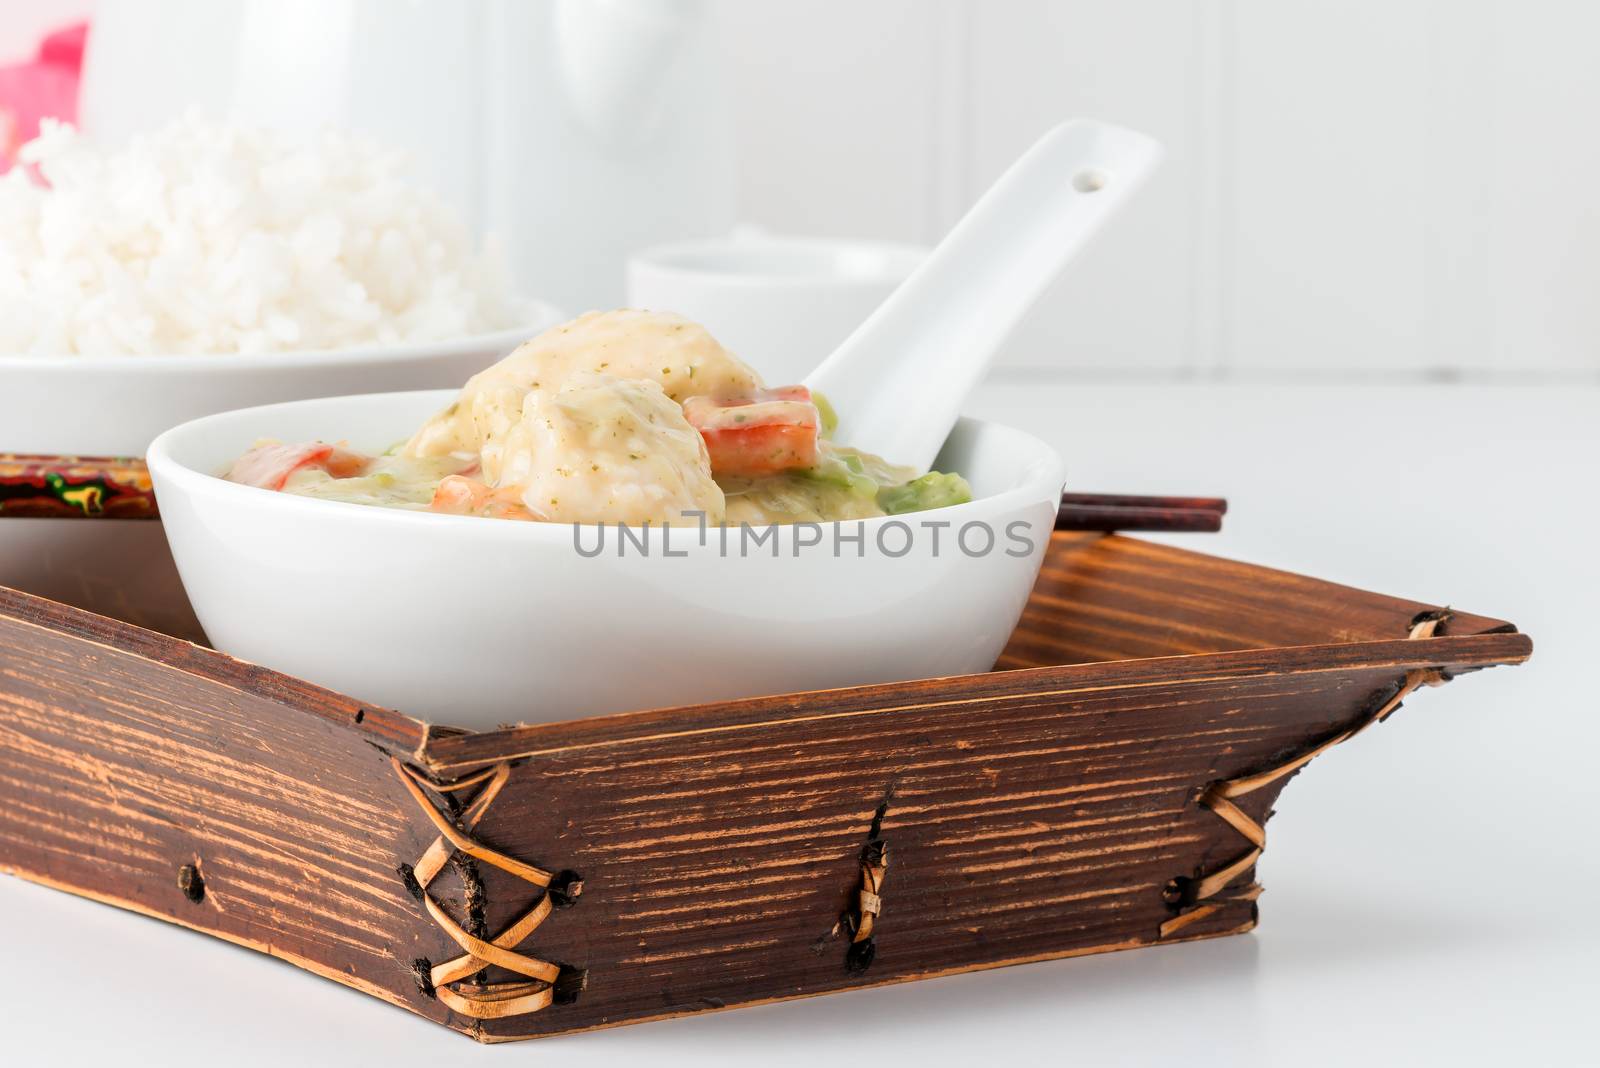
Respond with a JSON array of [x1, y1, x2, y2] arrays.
[[0, 533, 1530, 1042], [0, 598, 451, 1026]]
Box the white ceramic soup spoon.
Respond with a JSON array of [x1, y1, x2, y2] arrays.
[[805, 119, 1163, 472]]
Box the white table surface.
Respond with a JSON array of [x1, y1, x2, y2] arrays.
[[4, 381, 1595, 1065]]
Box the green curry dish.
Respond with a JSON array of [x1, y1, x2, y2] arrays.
[[797, 450, 879, 499], [719, 441, 972, 525], [876, 470, 973, 516]]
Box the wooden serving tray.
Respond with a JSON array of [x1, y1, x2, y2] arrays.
[[0, 532, 1530, 1042]]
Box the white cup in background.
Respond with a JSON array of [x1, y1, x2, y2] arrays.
[[626, 234, 927, 385]]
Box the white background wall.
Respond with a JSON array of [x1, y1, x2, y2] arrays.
[[6, 0, 1598, 380], [716, 0, 1600, 380]]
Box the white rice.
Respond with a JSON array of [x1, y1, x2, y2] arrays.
[[0, 115, 521, 356]]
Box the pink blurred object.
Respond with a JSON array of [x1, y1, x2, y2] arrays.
[[0, 22, 88, 169]]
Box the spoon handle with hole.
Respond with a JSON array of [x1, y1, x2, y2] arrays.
[[804, 119, 1163, 470]]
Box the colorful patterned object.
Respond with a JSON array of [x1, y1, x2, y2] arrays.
[[0, 23, 86, 170], [0, 454, 158, 519]]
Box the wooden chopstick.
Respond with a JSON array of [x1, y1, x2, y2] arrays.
[[1, 454, 1229, 536], [1055, 504, 1223, 533], [0, 454, 159, 519], [1056, 492, 1227, 534], [1059, 492, 1228, 515]]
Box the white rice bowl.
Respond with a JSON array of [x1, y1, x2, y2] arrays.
[[0, 115, 526, 357]]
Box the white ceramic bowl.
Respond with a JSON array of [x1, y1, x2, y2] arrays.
[[0, 314, 561, 638], [148, 389, 1066, 728], [627, 235, 926, 385]]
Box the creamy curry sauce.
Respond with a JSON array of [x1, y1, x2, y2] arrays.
[[228, 309, 971, 526]]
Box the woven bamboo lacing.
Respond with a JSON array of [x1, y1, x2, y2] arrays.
[[853, 844, 889, 944], [1160, 613, 1452, 939], [392, 758, 578, 1019]]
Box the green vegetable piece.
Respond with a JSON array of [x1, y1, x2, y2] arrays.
[[877, 471, 973, 515], [799, 453, 878, 498], [812, 391, 839, 440]]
